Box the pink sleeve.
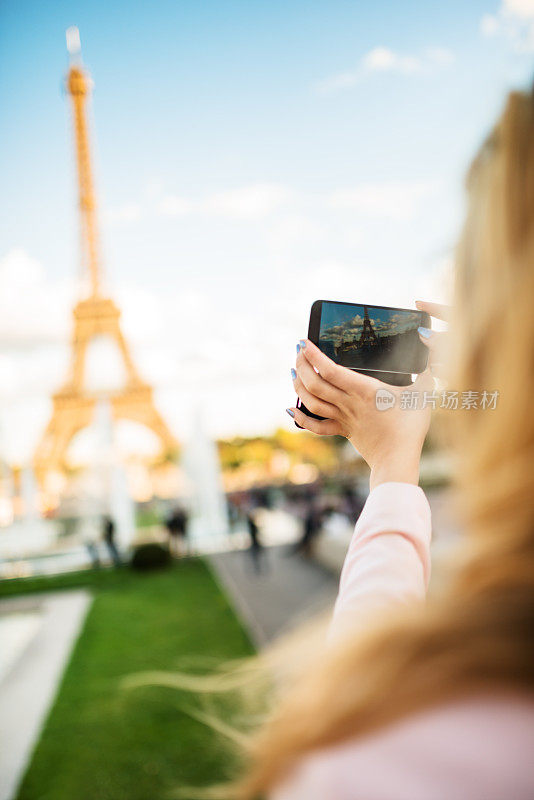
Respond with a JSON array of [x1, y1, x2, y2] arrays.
[[330, 482, 432, 638], [271, 697, 534, 800]]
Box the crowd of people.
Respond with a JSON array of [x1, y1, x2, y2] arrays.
[[81, 485, 363, 572]]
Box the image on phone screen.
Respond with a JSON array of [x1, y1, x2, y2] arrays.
[[312, 300, 429, 375]]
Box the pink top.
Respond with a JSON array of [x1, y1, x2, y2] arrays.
[[272, 482, 534, 800]]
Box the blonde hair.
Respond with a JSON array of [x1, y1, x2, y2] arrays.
[[230, 89, 534, 798]]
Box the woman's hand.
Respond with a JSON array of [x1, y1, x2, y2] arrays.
[[287, 340, 434, 490]]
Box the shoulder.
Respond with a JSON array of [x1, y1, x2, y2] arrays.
[[271, 695, 534, 800]]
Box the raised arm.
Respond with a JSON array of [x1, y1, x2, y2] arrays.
[[287, 335, 437, 636], [331, 481, 432, 637]]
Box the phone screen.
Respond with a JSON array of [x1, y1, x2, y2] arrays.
[[310, 300, 430, 375]]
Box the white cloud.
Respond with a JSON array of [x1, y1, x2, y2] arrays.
[[481, 13, 500, 36], [103, 202, 142, 224], [0, 249, 71, 348], [0, 247, 42, 287], [155, 180, 436, 233], [314, 71, 359, 93], [108, 179, 440, 230], [158, 183, 294, 220], [203, 183, 293, 219], [328, 181, 436, 221], [362, 46, 422, 74], [424, 46, 456, 66], [316, 45, 455, 94], [266, 213, 326, 253], [480, 0, 534, 50], [506, 0, 534, 18], [0, 249, 75, 463], [157, 195, 194, 216], [104, 184, 295, 224]]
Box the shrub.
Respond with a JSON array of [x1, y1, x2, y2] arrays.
[[130, 543, 172, 571]]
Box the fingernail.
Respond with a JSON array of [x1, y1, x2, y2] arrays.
[[290, 368, 297, 380], [286, 408, 295, 418], [299, 339, 307, 349], [418, 327, 432, 339], [296, 343, 300, 354]]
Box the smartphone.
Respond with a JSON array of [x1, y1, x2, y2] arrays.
[[295, 299, 430, 425]]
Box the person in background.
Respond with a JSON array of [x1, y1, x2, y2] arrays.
[[234, 89, 534, 799], [290, 494, 325, 557], [102, 514, 121, 567], [165, 506, 189, 557], [245, 508, 266, 574]]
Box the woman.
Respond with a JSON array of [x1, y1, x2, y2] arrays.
[[237, 90, 534, 798]]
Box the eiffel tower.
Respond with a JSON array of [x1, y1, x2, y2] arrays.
[[34, 28, 176, 481], [357, 305, 378, 346]]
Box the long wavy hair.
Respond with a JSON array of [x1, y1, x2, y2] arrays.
[[128, 90, 534, 799]]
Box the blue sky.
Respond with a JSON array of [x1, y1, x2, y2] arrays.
[[1, 0, 533, 463]]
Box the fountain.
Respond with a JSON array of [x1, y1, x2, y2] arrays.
[[181, 408, 229, 551], [76, 399, 136, 552]]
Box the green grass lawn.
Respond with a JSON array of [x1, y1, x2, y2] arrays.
[[2, 561, 254, 800]]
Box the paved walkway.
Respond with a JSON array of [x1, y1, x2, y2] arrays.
[[0, 590, 92, 800], [208, 545, 339, 647]]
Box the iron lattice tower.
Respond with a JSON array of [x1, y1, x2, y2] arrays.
[[34, 28, 176, 481], [357, 305, 378, 346]]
